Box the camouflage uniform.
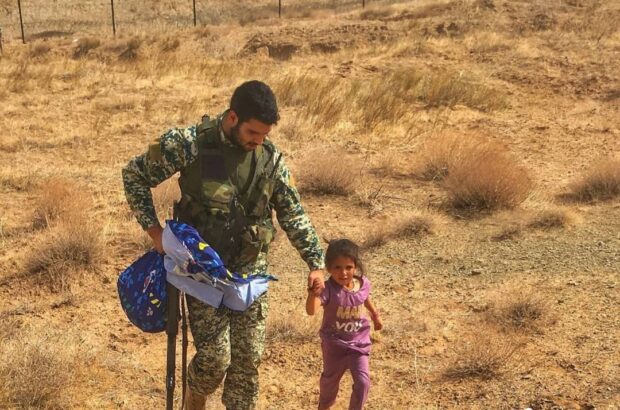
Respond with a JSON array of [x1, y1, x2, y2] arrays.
[[122, 112, 324, 409]]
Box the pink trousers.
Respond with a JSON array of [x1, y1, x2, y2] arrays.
[[319, 342, 370, 410]]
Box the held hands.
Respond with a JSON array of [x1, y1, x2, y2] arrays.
[[307, 269, 325, 296]]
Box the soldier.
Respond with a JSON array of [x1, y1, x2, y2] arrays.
[[122, 80, 325, 410]]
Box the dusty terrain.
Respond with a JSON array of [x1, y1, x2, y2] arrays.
[[0, 0, 619, 409]]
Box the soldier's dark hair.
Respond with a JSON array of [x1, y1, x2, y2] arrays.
[[230, 80, 280, 125], [325, 238, 365, 276]]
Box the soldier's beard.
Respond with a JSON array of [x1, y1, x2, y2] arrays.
[[231, 124, 256, 152]]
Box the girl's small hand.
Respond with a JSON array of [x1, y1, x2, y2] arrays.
[[371, 314, 383, 331], [373, 318, 383, 330]]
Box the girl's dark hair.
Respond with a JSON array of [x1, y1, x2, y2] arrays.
[[325, 239, 365, 276]]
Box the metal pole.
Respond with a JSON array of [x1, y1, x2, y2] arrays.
[[278, 0, 281, 18], [110, 0, 116, 36], [192, 0, 197, 26], [17, 0, 25, 44]]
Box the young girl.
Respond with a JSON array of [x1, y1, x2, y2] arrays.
[[306, 239, 383, 410]]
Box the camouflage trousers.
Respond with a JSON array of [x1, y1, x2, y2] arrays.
[[186, 292, 269, 410]]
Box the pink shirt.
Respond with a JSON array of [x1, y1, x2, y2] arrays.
[[319, 276, 372, 354]]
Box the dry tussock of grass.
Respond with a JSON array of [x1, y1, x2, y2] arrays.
[[0, 326, 86, 409], [415, 134, 532, 212], [526, 207, 577, 230], [491, 224, 522, 241], [485, 286, 553, 332], [363, 212, 436, 250], [298, 149, 359, 196], [566, 158, 620, 202], [25, 216, 104, 291], [266, 308, 321, 343], [0, 171, 37, 192], [32, 177, 92, 228], [443, 333, 522, 381]]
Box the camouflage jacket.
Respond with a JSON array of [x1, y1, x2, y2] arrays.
[[122, 113, 325, 276]]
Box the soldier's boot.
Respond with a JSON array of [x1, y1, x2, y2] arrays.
[[184, 388, 207, 410]]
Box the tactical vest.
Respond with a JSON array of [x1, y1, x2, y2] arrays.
[[175, 115, 281, 273]]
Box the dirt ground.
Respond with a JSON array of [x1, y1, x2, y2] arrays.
[[0, 0, 619, 409]]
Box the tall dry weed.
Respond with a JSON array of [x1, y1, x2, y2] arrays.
[[298, 149, 359, 196], [566, 158, 620, 202]]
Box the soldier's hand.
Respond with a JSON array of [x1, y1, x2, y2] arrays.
[[307, 269, 325, 296], [146, 224, 165, 254]]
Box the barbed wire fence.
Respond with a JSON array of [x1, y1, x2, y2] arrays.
[[0, 0, 374, 47]]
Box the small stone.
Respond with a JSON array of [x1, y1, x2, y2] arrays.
[[470, 269, 483, 275]]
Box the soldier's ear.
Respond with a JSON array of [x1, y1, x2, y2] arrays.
[[228, 110, 239, 127]]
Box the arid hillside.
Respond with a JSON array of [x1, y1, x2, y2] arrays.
[[0, 0, 619, 409]]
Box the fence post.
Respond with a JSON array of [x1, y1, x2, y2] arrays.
[[362, 0, 366, 8], [110, 0, 116, 36], [278, 0, 281, 18], [193, 0, 197, 26], [17, 0, 25, 44], [0, 27, 3, 54]]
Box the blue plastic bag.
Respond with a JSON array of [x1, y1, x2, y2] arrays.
[[117, 250, 167, 333]]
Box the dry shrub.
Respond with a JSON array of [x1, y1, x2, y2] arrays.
[[160, 37, 180, 52], [566, 158, 620, 202], [486, 287, 552, 332], [119, 38, 141, 61], [0, 327, 83, 408], [30, 42, 51, 58], [298, 149, 359, 196], [414, 133, 465, 181], [32, 177, 91, 229], [443, 334, 522, 381], [266, 308, 320, 343], [359, 6, 393, 20], [0, 171, 37, 191], [72, 37, 100, 58], [363, 213, 436, 250], [491, 225, 521, 241], [442, 139, 532, 213], [526, 207, 577, 230], [25, 217, 104, 291], [414, 134, 532, 212]]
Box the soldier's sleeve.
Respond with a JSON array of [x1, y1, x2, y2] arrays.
[[122, 126, 198, 230], [271, 155, 325, 271]]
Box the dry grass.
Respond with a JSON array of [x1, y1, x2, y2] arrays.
[[274, 69, 504, 131], [363, 212, 436, 250], [32, 177, 92, 229], [485, 286, 553, 332], [266, 308, 321, 343], [25, 216, 104, 291], [415, 134, 532, 212], [298, 149, 359, 196], [491, 225, 522, 241], [566, 158, 620, 202], [443, 142, 532, 213], [443, 333, 522, 381], [0, 326, 84, 409], [526, 207, 577, 230]]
